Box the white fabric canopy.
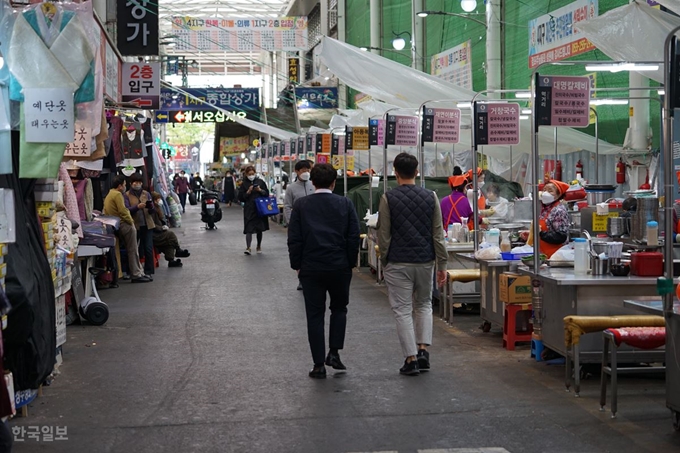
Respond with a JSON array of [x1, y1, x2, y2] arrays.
[[318, 37, 621, 158], [575, 2, 680, 84]]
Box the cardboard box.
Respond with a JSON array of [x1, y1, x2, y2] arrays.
[[499, 272, 532, 303]]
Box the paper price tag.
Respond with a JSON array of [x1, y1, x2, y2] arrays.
[[24, 88, 74, 143]]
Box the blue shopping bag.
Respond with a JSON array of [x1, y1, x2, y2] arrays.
[[255, 196, 280, 217]]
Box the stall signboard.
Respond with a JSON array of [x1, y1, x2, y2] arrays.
[[430, 41, 473, 90], [64, 122, 92, 157], [122, 62, 160, 109], [536, 75, 590, 127], [117, 0, 159, 56], [295, 87, 338, 109], [161, 110, 248, 124], [332, 152, 355, 171], [24, 88, 74, 143], [273, 142, 280, 162], [288, 58, 300, 83], [592, 212, 619, 232], [422, 108, 461, 144], [315, 133, 332, 153], [528, 0, 598, 69], [474, 102, 520, 146], [369, 119, 385, 146], [306, 133, 315, 155], [281, 141, 290, 161], [220, 136, 249, 156], [345, 126, 370, 150], [172, 145, 191, 161], [386, 115, 419, 146], [298, 137, 305, 158], [161, 87, 259, 113], [317, 153, 331, 164], [331, 134, 346, 156], [172, 16, 308, 52]]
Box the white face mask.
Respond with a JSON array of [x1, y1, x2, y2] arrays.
[[155, 199, 163, 206], [541, 192, 556, 205], [299, 172, 310, 181], [247, 175, 256, 181], [478, 181, 485, 188], [131, 184, 142, 191]]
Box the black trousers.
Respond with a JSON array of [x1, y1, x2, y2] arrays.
[[299, 268, 352, 366], [138, 226, 155, 275]]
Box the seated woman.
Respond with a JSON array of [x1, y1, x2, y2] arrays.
[[150, 192, 191, 267], [535, 179, 571, 258]]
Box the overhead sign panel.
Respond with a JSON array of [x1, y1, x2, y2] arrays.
[[430, 41, 473, 90], [122, 62, 160, 110], [474, 102, 521, 146], [386, 115, 419, 146], [117, 0, 159, 56], [536, 75, 590, 127], [422, 108, 461, 144], [172, 16, 308, 52], [528, 0, 598, 69]]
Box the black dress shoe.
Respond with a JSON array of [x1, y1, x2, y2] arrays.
[[399, 359, 420, 376], [309, 366, 327, 379], [325, 352, 346, 370]]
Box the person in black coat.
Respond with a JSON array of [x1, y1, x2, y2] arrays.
[[237, 165, 269, 255], [223, 170, 236, 207], [287, 164, 361, 379]]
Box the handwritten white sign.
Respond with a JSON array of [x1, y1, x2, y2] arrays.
[[24, 88, 74, 143], [64, 122, 92, 157]]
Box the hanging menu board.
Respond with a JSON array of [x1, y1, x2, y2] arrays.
[[369, 119, 385, 146], [172, 17, 309, 52], [474, 102, 521, 146], [316, 133, 332, 153], [422, 108, 461, 144], [386, 115, 419, 146], [346, 126, 370, 150], [536, 75, 591, 127], [273, 142, 280, 162]]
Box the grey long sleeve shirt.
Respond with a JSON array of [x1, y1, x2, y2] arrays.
[[283, 179, 315, 222]]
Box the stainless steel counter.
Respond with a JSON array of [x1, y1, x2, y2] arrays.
[[519, 267, 663, 362]]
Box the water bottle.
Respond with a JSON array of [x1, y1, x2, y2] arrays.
[[487, 228, 501, 247], [573, 238, 589, 275], [647, 221, 658, 246]]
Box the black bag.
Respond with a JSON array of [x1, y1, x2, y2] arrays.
[[189, 192, 197, 205]]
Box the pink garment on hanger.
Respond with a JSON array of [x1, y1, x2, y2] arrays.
[[58, 163, 83, 238]]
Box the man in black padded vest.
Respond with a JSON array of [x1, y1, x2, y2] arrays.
[[287, 164, 361, 379], [377, 153, 448, 376]]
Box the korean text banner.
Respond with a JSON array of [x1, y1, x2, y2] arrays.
[[172, 17, 308, 52], [528, 0, 598, 69], [220, 136, 250, 156], [430, 41, 473, 91], [161, 88, 259, 113], [295, 87, 338, 110], [117, 0, 159, 56]]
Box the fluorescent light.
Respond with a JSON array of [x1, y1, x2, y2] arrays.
[[658, 89, 665, 95], [520, 115, 530, 120], [461, 0, 477, 12], [590, 99, 628, 106], [417, 11, 429, 17], [515, 91, 531, 98], [392, 37, 406, 50], [584, 63, 659, 72], [521, 109, 532, 114], [360, 47, 369, 51], [457, 102, 472, 108]]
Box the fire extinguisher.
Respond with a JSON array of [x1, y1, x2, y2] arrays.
[[555, 160, 562, 181], [575, 159, 584, 179], [616, 158, 626, 184]]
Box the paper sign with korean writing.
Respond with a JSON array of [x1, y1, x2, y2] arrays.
[[422, 108, 461, 144], [536, 75, 590, 127], [172, 16, 308, 52], [369, 119, 385, 146], [430, 41, 473, 90], [386, 116, 419, 146], [316, 153, 330, 164], [24, 88, 74, 143], [474, 102, 520, 146], [122, 63, 160, 110], [528, 0, 598, 69], [64, 123, 92, 157]]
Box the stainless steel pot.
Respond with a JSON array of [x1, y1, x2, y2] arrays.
[[586, 191, 615, 205], [606, 217, 628, 238]]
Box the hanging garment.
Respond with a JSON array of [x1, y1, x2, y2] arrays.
[[119, 123, 145, 168], [7, 6, 95, 178], [58, 164, 83, 237], [109, 116, 124, 163]]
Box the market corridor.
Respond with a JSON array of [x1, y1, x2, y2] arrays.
[[12, 204, 680, 453]]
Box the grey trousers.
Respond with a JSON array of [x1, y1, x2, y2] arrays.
[[118, 222, 144, 278], [383, 262, 434, 358]]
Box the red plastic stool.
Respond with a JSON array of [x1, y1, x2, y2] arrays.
[[503, 302, 533, 350]]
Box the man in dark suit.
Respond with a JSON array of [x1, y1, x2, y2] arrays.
[[287, 164, 361, 379]]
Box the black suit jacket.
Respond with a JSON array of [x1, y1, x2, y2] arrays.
[[287, 193, 361, 272]]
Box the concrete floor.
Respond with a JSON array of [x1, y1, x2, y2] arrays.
[[10, 202, 680, 453]]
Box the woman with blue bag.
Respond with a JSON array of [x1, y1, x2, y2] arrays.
[[238, 166, 270, 255]]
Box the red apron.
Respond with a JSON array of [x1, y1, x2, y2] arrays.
[[538, 204, 564, 258]]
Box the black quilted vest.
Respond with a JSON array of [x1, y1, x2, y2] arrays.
[[385, 185, 435, 263]]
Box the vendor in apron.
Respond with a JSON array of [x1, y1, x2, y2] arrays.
[[529, 179, 571, 258], [441, 175, 490, 231], [465, 168, 487, 211]]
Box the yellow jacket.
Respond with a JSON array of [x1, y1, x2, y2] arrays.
[[103, 189, 134, 225]]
